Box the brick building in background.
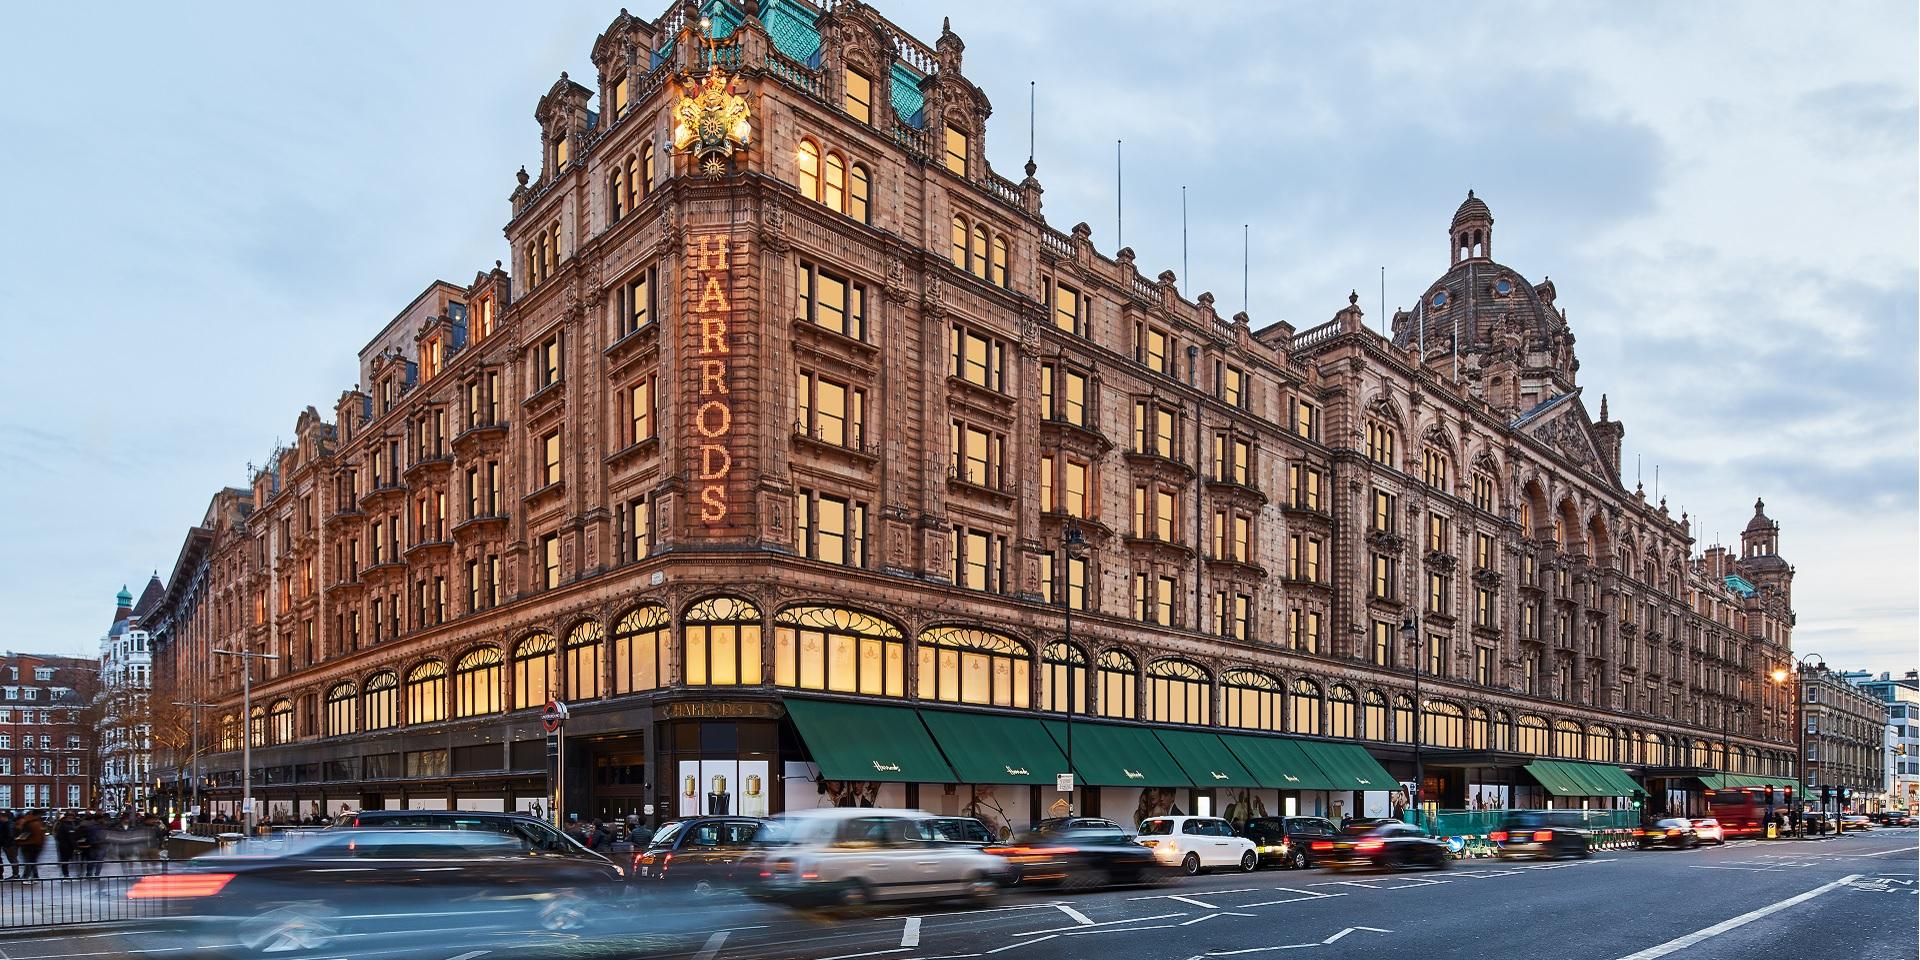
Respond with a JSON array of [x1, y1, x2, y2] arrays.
[[0, 651, 95, 811], [146, 0, 1801, 830]]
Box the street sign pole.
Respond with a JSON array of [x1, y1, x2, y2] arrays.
[[543, 699, 569, 830]]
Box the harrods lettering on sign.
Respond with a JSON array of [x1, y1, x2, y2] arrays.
[[689, 233, 738, 526]]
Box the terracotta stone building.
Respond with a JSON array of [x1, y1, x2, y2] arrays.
[[149, 0, 1800, 830]]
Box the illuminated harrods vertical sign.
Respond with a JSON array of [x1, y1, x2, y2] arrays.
[[689, 233, 741, 527]]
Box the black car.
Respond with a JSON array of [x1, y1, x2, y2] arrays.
[[1491, 811, 1592, 860], [633, 817, 769, 893], [987, 818, 1170, 888], [331, 809, 614, 864], [138, 829, 625, 956], [1313, 821, 1449, 871], [1239, 816, 1338, 869], [1638, 817, 1700, 849]]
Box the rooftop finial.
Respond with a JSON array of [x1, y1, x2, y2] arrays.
[[1349, 289, 1359, 306]]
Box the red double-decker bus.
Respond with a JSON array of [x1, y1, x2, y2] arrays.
[[1705, 785, 1791, 837]]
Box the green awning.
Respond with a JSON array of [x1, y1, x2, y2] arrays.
[[1220, 734, 1343, 791], [1704, 773, 1801, 795], [917, 707, 1070, 786], [1526, 760, 1645, 797], [1152, 729, 1260, 787], [1041, 720, 1191, 787], [1574, 763, 1647, 797], [784, 698, 954, 783], [1293, 741, 1396, 791], [1524, 760, 1587, 797]]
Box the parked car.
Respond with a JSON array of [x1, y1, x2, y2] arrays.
[[329, 809, 614, 865], [1134, 816, 1259, 875], [1689, 818, 1727, 844], [633, 817, 769, 894], [989, 818, 1170, 888], [1491, 812, 1592, 859], [751, 809, 1009, 908], [921, 816, 997, 846], [1312, 821, 1449, 871], [1638, 817, 1700, 849], [1238, 816, 1338, 869], [139, 829, 625, 956]]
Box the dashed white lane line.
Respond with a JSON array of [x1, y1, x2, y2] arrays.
[[901, 917, 922, 948], [818, 950, 911, 960], [1609, 874, 1862, 960], [1010, 912, 1187, 936], [1179, 912, 1255, 925], [1861, 845, 1920, 857], [1051, 903, 1093, 926], [446, 952, 490, 960], [692, 930, 729, 960], [986, 936, 1055, 954], [1236, 887, 1345, 907], [1689, 865, 1787, 872]]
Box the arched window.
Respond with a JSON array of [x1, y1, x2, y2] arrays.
[[406, 660, 447, 725], [267, 699, 294, 745], [640, 142, 656, 198], [625, 154, 640, 211], [1365, 420, 1396, 467], [1554, 720, 1584, 759], [247, 705, 266, 747], [848, 163, 870, 223], [565, 621, 604, 700], [609, 164, 629, 223], [797, 139, 820, 201], [1097, 649, 1136, 719], [512, 633, 557, 710], [454, 647, 503, 718], [1586, 725, 1613, 762], [1424, 700, 1465, 748], [1494, 709, 1514, 751], [325, 682, 356, 737], [218, 713, 239, 752], [1362, 690, 1389, 741], [1392, 694, 1416, 744], [949, 216, 968, 270], [1222, 669, 1282, 731], [918, 627, 1029, 708], [1288, 679, 1322, 735], [684, 596, 764, 686], [612, 605, 671, 694], [1328, 684, 1357, 739], [1468, 706, 1489, 749], [774, 606, 905, 697], [823, 152, 846, 212], [1038, 641, 1086, 714], [1146, 659, 1210, 725], [970, 224, 989, 278], [991, 235, 1008, 288], [363, 672, 399, 731], [1516, 715, 1550, 755]]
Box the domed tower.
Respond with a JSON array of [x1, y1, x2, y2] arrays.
[[1450, 190, 1493, 265], [1737, 498, 1792, 603]]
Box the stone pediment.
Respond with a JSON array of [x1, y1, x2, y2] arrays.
[[1514, 390, 1608, 481]]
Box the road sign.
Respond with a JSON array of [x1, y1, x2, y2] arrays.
[[1057, 773, 1074, 792], [542, 698, 569, 733]]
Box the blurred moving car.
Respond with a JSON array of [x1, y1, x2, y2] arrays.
[[1871, 811, 1915, 827], [1638, 818, 1700, 849], [331, 809, 613, 865], [987, 817, 1169, 888], [753, 809, 1009, 907], [633, 817, 768, 894], [921, 816, 996, 846], [1238, 816, 1337, 870], [1312, 821, 1449, 871], [136, 829, 624, 955], [1840, 814, 1874, 830], [1689, 818, 1726, 844], [1134, 816, 1258, 875], [1490, 812, 1592, 860]]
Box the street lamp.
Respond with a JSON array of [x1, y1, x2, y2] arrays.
[[174, 700, 215, 825], [1401, 616, 1424, 823], [1770, 653, 1826, 830], [1061, 526, 1087, 818], [212, 648, 278, 835]]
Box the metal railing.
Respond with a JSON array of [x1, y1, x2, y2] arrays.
[[0, 859, 175, 930]]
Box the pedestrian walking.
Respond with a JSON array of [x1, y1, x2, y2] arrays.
[[0, 810, 17, 879], [53, 810, 79, 877], [79, 815, 105, 878], [14, 810, 47, 881]]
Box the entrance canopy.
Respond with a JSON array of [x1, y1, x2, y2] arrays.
[[1525, 760, 1646, 797], [1703, 773, 1802, 795], [918, 707, 1069, 786], [1293, 741, 1396, 791], [1041, 719, 1190, 787], [785, 698, 954, 783], [1219, 734, 1344, 791], [1151, 729, 1259, 787]]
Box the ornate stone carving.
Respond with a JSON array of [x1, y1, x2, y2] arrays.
[[883, 254, 910, 304]]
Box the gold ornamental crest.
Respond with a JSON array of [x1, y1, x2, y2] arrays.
[[672, 69, 752, 178]]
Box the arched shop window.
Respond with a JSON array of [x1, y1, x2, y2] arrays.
[[406, 660, 447, 725], [1586, 725, 1614, 762], [684, 596, 764, 686], [1516, 715, 1550, 755], [363, 671, 399, 731], [1097, 649, 1137, 719], [1362, 689, 1388, 741], [917, 627, 1030, 708], [266, 699, 294, 745], [454, 647, 502, 717], [1221, 669, 1282, 731], [512, 633, 557, 710], [1146, 659, 1211, 726], [1424, 700, 1465, 748], [1467, 706, 1489, 749], [774, 606, 905, 697], [1328, 684, 1357, 739], [565, 621, 605, 701], [324, 682, 356, 737], [1555, 720, 1584, 759], [1392, 694, 1415, 744], [1038, 641, 1087, 714], [1288, 679, 1322, 736], [612, 605, 671, 693]]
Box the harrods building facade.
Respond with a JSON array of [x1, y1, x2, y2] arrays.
[[149, 0, 1802, 829]]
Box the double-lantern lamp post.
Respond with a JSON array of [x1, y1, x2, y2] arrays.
[[1769, 653, 1826, 825]]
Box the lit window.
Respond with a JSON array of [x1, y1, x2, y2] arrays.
[[797, 139, 820, 200], [951, 216, 968, 269], [542, 533, 560, 589], [943, 125, 968, 176], [848, 164, 870, 223], [795, 260, 866, 339], [824, 152, 846, 212], [541, 432, 561, 487], [612, 76, 629, 116], [950, 324, 1006, 391], [1052, 282, 1080, 333], [844, 69, 872, 124]]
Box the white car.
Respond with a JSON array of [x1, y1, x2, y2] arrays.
[[753, 808, 1010, 907], [1135, 816, 1259, 875], [1689, 818, 1726, 844]]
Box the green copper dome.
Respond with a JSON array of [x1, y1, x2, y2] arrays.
[[116, 586, 132, 606]]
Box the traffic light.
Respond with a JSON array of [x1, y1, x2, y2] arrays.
[[1763, 786, 1774, 804], [1631, 798, 1643, 810], [1842, 787, 1854, 801]]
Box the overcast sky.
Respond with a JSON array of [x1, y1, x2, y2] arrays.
[[3, 1, 1913, 674]]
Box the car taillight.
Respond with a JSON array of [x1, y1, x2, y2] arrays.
[[1137, 838, 1159, 847], [1632, 829, 1645, 836], [1489, 831, 1509, 843], [1355, 840, 1385, 853], [129, 873, 235, 900], [1311, 841, 1333, 851], [1666, 829, 1682, 836], [1532, 831, 1554, 842]]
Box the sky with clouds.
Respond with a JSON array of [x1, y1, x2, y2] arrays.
[[3, 1, 1913, 673]]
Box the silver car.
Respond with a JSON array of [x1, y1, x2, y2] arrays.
[[753, 808, 1010, 907]]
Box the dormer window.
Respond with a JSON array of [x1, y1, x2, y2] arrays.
[[943, 125, 968, 176], [421, 338, 442, 380], [844, 69, 872, 125], [553, 133, 570, 170], [612, 76, 629, 117]]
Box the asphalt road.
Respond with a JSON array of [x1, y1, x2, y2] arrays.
[[2, 829, 1912, 960]]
